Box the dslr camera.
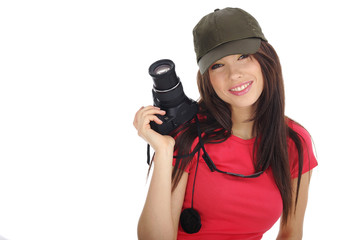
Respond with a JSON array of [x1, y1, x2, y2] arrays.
[[148, 59, 198, 135]]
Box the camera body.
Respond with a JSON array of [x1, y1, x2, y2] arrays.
[[149, 59, 198, 135]]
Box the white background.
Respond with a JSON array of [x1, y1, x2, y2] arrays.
[[0, 0, 336, 239]]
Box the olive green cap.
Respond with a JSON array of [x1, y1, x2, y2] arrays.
[[193, 7, 267, 74]]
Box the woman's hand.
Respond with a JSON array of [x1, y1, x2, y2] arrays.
[[133, 106, 175, 153]]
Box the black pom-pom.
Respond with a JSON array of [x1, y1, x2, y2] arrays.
[[180, 208, 201, 234]]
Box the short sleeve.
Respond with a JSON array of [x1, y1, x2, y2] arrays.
[[288, 121, 318, 178]]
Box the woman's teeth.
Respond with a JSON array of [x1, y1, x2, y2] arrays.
[[230, 82, 252, 92]]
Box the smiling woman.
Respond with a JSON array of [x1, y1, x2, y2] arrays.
[[134, 7, 318, 240]]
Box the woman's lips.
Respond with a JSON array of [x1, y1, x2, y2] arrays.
[[228, 81, 253, 96]]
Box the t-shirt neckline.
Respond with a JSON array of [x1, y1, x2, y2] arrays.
[[229, 134, 256, 144]]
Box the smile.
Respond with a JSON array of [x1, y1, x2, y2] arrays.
[[229, 81, 253, 96]]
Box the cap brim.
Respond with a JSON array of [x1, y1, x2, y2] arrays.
[[198, 38, 261, 74]]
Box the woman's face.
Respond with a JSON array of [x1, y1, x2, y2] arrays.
[[208, 54, 264, 111]]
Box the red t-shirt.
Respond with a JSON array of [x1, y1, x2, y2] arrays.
[[174, 120, 318, 240]]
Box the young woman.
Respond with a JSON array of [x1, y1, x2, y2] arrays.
[[134, 7, 317, 240]]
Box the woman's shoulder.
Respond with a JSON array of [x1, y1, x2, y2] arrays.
[[287, 118, 312, 142], [286, 117, 318, 177]]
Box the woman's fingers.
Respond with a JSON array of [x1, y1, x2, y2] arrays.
[[133, 105, 175, 151], [133, 105, 166, 132]]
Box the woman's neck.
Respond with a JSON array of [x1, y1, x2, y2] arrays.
[[231, 106, 255, 140]]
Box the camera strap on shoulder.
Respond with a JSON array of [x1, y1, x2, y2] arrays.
[[195, 116, 264, 178], [147, 115, 265, 178]]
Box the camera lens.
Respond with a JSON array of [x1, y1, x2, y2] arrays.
[[149, 59, 179, 91], [154, 64, 171, 75]]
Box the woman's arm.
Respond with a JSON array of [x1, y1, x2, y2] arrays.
[[171, 170, 188, 238], [137, 152, 188, 240], [276, 171, 313, 240], [134, 106, 188, 240]]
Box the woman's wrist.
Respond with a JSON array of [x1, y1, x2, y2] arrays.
[[152, 136, 175, 153], [152, 143, 174, 168], [154, 144, 174, 158]]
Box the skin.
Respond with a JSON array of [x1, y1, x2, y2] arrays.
[[208, 54, 264, 139], [134, 54, 312, 240]]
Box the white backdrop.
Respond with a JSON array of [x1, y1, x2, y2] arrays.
[[0, 0, 336, 239]]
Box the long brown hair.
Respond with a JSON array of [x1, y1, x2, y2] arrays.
[[171, 41, 305, 224]]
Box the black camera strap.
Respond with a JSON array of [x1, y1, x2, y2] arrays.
[[147, 144, 151, 165], [147, 115, 265, 178], [195, 116, 265, 178]]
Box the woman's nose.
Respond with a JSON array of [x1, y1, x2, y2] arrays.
[[228, 66, 243, 81]]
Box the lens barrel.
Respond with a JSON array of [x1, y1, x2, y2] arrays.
[[149, 59, 179, 91]]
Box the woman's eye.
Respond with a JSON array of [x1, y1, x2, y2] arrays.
[[238, 54, 249, 60], [211, 63, 223, 70]]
